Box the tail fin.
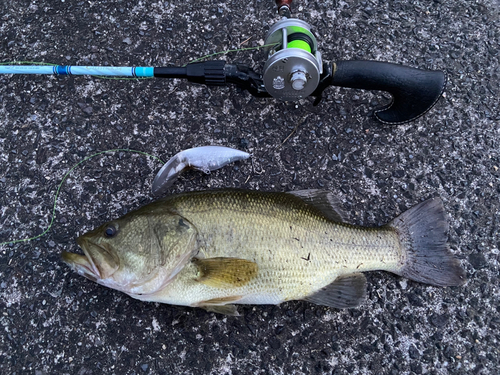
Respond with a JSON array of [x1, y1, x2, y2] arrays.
[[390, 198, 466, 287]]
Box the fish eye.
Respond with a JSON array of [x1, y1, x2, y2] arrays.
[[104, 224, 118, 238]]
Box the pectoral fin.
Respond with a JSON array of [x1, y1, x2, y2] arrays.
[[193, 257, 258, 288], [304, 273, 367, 309]]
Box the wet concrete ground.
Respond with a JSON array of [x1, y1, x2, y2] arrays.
[[0, 0, 499, 374]]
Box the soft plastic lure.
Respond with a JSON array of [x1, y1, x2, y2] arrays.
[[152, 146, 251, 196]]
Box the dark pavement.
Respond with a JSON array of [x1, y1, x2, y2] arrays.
[[0, 0, 499, 374]]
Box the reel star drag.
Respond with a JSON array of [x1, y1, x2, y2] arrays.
[[0, 0, 446, 124]]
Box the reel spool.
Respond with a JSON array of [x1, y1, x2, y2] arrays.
[[263, 19, 322, 101]]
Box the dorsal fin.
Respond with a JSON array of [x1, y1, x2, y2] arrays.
[[287, 189, 347, 222]]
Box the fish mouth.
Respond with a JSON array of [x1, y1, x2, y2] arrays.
[[61, 237, 107, 281], [61, 251, 100, 282]]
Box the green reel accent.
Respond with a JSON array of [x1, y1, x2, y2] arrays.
[[285, 26, 315, 54], [287, 39, 312, 53]]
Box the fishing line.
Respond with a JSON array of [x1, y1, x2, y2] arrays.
[[184, 43, 279, 66], [0, 43, 275, 246], [0, 149, 165, 247]]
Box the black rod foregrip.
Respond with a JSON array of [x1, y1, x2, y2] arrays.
[[330, 61, 446, 124], [154, 61, 226, 85], [154, 67, 187, 78]]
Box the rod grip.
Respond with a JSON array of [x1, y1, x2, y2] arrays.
[[330, 60, 446, 124]]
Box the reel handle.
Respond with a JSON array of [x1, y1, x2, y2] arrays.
[[329, 60, 446, 124], [275, 0, 292, 16]]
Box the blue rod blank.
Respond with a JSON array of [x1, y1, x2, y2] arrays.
[[0, 65, 154, 77]]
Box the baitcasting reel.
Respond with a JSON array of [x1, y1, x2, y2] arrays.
[[0, 0, 446, 124], [263, 19, 322, 101]]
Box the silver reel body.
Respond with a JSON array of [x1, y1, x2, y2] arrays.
[[263, 19, 323, 101]]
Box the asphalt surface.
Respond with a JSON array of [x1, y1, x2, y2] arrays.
[[0, 0, 499, 374]]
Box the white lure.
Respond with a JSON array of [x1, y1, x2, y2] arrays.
[[152, 146, 251, 196]]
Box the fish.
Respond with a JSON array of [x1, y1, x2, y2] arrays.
[[62, 189, 466, 316], [152, 146, 250, 196]]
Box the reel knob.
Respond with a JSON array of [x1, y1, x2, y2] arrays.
[[290, 70, 307, 90], [263, 19, 322, 101]]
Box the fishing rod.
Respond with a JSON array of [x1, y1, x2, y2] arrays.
[[0, 0, 446, 124]]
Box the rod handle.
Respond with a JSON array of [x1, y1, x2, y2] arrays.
[[330, 60, 446, 124]]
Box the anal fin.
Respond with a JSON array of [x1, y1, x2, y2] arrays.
[[304, 273, 367, 309]]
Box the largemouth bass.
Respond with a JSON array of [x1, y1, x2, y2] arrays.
[[62, 190, 466, 315]]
